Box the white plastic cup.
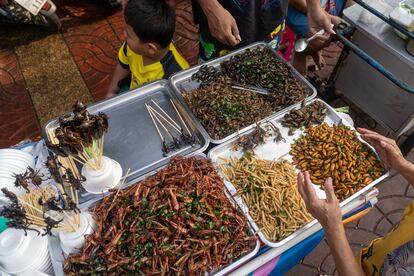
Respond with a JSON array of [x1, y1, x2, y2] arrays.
[[81, 156, 122, 194], [0, 229, 48, 274], [59, 212, 95, 255]]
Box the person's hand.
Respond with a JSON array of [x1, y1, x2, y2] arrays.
[[307, 5, 335, 35], [201, 1, 241, 46], [358, 128, 408, 171], [298, 172, 342, 231], [329, 14, 344, 27]]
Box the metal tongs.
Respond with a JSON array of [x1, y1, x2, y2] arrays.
[[231, 83, 271, 96]]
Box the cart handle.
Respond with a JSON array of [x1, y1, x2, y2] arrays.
[[336, 26, 414, 94], [353, 0, 414, 41]]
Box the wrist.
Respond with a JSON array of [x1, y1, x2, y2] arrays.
[[398, 159, 414, 175], [307, 0, 322, 11], [198, 0, 220, 15], [323, 218, 344, 237]]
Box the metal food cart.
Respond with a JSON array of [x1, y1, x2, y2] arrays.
[[330, 0, 414, 155]]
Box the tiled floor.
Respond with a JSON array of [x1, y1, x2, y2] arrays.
[[0, 1, 413, 275], [0, 37, 41, 147]]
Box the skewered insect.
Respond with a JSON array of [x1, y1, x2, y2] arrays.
[[13, 172, 31, 193], [42, 217, 63, 236], [27, 167, 44, 187], [45, 156, 64, 184], [64, 168, 85, 191], [46, 101, 109, 171], [0, 188, 40, 235], [63, 195, 80, 213]]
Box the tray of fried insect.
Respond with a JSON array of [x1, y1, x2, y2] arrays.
[[42, 80, 210, 205], [169, 42, 317, 145], [53, 155, 260, 276], [207, 98, 389, 247]]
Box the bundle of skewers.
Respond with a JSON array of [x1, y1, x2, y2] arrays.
[[1, 159, 83, 235], [46, 101, 108, 171], [146, 99, 198, 156]]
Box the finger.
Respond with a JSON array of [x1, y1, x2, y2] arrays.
[[357, 127, 377, 135], [363, 133, 396, 148], [303, 171, 318, 202], [297, 172, 309, 203], [224, 32, 239, 46], [323, 16, 335, 34], [324, 177, 336, 203], [216, 34, 228, 45], [361, 133, 392, 144], [231, 21, 241, 43], [223, 21, 239, 46]]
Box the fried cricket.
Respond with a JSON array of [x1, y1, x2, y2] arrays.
[[64, 157, 257, 275]]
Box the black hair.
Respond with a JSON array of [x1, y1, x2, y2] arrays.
[[124, 0, 175, 48]]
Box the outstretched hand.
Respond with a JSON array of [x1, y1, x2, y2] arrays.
[[297, 172, 342, 230], [358, 128, 407, 171]]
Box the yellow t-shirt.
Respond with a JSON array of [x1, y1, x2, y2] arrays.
[[118, 42, 189, 89], [358, 200, 414, 275]]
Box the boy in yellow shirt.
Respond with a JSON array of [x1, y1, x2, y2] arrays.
[[106, 0, 189, 97]]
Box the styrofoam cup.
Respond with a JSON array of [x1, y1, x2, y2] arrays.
[[0, 229, 48, 274], [81, 156, 122, 194], [59, 212, 95, 255]]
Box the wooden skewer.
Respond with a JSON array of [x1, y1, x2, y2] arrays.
[[150, 99, 180, 129], [112, 168, 131, 204], [148, 107, 175, 140], [170, 99, 191, 135], [62, 211, 77, 231], [148, 106, 182, 134], [99, 135, 105, 168], [20, 199, 45, 214], [68, 156, 87, 166], [146, 104, 164, 141]]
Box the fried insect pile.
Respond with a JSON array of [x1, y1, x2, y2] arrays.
[[233, 122, 285, 153], [221, 47, 307, 108], [183, 76, 273, 140], [47, 101, 108, 170], [191, 64, 220, 88], [184, 47, 308, 140], [282, 101, 327, 135], [290, 123, 385, 200], [64, 157, 257, 275], [220, 155, 312, 242]]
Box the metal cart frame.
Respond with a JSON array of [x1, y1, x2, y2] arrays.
[[327, 0, 414, 155]]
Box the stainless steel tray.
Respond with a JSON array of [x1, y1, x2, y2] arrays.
[[42, 80, 209, 205], [50, 155, 260, 276], [208, 98, 389, 247], [169, 42, 317, 145]]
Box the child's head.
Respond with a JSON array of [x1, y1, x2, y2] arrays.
[[124, 0, 175, 57]]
